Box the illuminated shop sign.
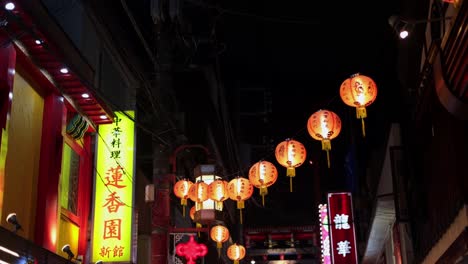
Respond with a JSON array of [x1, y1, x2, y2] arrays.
[[327, 192, 358, 264], [318, 204, 331, 264], [92, 111, 135, 262]]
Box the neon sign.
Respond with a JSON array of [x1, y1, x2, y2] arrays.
[[318, 204, 331, 264], [327, 192, 358, 264]]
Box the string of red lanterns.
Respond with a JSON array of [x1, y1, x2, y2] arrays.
[[173, 73, 378, 261]]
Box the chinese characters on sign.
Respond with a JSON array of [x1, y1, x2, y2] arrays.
[[327, 192, 358, 264], [92, 111, 135, 263], [318, 204, 331, 264]]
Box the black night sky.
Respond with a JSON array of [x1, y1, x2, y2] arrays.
[[125, 0, 405, 227]]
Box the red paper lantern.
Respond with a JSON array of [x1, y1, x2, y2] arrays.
[[188, 181, 209, 210], [173, 179, 193, 216], [175, 235, 208, 264], [210, 225, 230, 256], [227, 243, 246, 264], [208, 179, 229, 210], [227, 177, 253, 224], [189, 206, 196, 221], [340, 73, 377, 137], [275, 139, 307, 192], [248, 161, 278, 206], [307, 109, 341, 168]]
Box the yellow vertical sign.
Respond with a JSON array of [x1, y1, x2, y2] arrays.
[[92, 111, 135, 262]]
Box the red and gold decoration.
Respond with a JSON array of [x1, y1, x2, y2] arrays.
[[248, 160, 278, 206], [189, 206, 202, 229], [208, 179, 229, 210], [227, 177, 253, 224], [227, 243, 246, 264], [307, 109, 342, 168], [210, 225, 230, 256], [188, 180, 209, 210], [173, 178, 194, 217], [175, 235, 208, 264], [339, 73, 377, 137], [274, 139, 307, 192]]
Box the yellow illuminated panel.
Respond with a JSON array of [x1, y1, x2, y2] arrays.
[[58, 216, 79, 259], [92, 111, 135, 262]]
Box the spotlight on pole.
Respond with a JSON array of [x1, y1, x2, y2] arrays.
[[6, 213, 22, 233], [388, 15, 453, 40], [61, 244, 75, 260]]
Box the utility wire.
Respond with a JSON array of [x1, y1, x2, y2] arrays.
[[222, 92, 340, 179], [185, 0, 322, 25]]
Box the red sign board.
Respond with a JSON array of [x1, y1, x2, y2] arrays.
[[327, 192, 358, 264]]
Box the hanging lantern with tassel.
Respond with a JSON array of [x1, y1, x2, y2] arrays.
[[210, 225, 230, 257], [307, 109, 342, 168], [173, 179, 193, 217], [339, 73, 377, 137], [189, 206, 202, 229], [227, 177, 253, 225], [188, 180, 209, 211], [207, 179, 229, 211], [227, 243, 246, 264], [274, 139, 307, 192], [248, 160, 278, 206]]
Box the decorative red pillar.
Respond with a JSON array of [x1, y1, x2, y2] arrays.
[[78, 135, 92, 256], [0, 34, 16, 221], [34, 94, 65, 251], [152, 176, 171, 263], [0, 34, 16, 147]]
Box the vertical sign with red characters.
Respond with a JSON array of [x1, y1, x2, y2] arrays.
[[327, 192, 358, 264], [92, 111, 135, 263]]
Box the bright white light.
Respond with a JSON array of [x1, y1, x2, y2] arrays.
[[8, 92, 12, 100], [60, 67, 69, 74], [5, 2, 15, 10], [399, 30, 409, 39], [99, 115, 107, 120], [81, 93, 89, 98], [35, 39, 42, 45], [0, 245, 20, 257], [59, 97, 64, 102], [250, 261, 256, 264], [0, 260, 9, 264]]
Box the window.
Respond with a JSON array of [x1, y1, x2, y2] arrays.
[[60, 143, 80, 215]]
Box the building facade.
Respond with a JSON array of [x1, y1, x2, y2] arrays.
[[359, 0, 467, 263]]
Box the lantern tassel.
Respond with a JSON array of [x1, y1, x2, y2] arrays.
[[196, 223, 202, 237], [361, 118, 366, 137], [286, 167, 295, 177], [260, 187, 268, 206], [181, 199, 187, 217], [237, 201, 245, 225], [356, 107, 367, 138], [239, 209, 243, 225], [321, 139, 332, 168], [217, 242, 222, 257], [234, 261, 239, 264], [290, 176, 293, 192]]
